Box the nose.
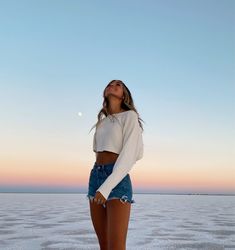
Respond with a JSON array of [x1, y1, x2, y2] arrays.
[[108, 84, 116, 89]]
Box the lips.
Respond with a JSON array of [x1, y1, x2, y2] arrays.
[[107, 87, 117, 92]]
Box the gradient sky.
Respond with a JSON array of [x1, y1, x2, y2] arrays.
[[0, 0, 234, 194]]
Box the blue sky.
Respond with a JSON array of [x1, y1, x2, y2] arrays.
[[0, 0, 234, 194]]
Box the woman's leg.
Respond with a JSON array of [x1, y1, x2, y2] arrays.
[[89, 199, 108, 250], [106, 199, 131, 250]]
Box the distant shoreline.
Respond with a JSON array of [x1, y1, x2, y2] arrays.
[[0, 192, 234, 196]]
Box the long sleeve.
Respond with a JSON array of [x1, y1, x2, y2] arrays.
[[93, 131, 96, 152], [96, 111, 143, 200]]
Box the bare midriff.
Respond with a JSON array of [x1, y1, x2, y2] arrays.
[[96, 151, 119, 165]]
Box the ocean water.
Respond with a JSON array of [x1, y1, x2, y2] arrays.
[[0, 193, 234, 250]]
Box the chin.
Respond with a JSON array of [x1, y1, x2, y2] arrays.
[[107, 93, 121, 99]]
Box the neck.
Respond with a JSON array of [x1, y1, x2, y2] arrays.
[[108, 107, 124, 115], [107, 97, 123, 115]]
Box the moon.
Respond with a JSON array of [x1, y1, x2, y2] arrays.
[[78, 112, 83, 117]]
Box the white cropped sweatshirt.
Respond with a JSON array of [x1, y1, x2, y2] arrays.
[[93, 110, 144, 200]]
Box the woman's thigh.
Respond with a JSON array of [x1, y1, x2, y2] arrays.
[[106, 199, 131, 249], [89, 200, 108, 247]]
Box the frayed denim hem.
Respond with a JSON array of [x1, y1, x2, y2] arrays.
[[86, 194, 135, 208], [107, 195, 136, 205]]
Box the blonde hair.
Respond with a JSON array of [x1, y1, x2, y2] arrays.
[[89, 80, 144, 133]]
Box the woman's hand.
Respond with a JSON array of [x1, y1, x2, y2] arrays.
[[93, 191, 106, 206]]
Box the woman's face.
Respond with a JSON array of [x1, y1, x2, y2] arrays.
[[104, 81, 124, 100]]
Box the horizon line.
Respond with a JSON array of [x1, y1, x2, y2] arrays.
[[0, 191, 234, 196]]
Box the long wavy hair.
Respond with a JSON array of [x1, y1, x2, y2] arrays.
[[89, 80, 144, 133]]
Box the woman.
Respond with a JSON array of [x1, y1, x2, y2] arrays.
[[86, 79, 144, 250]]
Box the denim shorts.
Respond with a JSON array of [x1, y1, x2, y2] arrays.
[[86, 162, 135, 207]]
